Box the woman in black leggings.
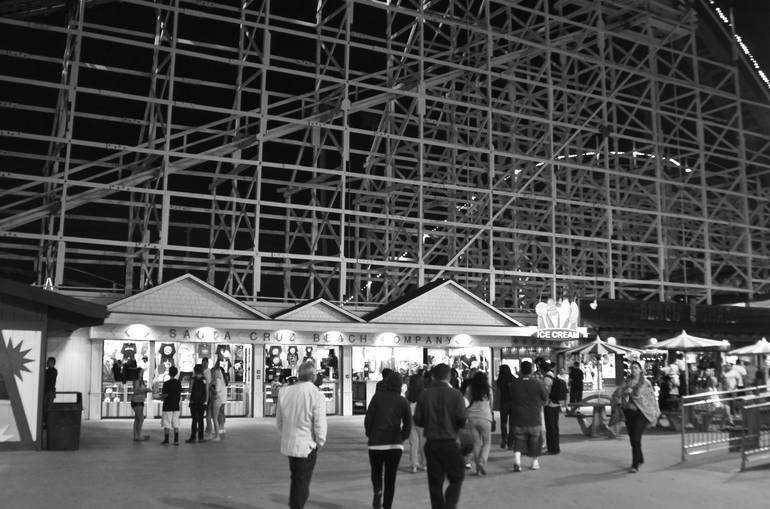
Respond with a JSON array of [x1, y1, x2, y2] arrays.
[[364, 371, 412, 509], [613, 361, 660, 473]]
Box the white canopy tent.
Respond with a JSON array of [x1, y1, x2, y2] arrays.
[[562, 336, 641, 391]]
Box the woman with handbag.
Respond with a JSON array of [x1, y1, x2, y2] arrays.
[[611, 360, 660, 473], [464, 371, 494, 476]]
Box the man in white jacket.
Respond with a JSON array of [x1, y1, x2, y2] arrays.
[[276, 360, 328, 509]]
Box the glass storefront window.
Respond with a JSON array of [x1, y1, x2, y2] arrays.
[[428, 347, 491, 380], [101, 340, 151, 418], [264, 345, 338, 416], [101, 340, 252, 419], [152, 342, 252, 418], [351, 347, 423, 381]]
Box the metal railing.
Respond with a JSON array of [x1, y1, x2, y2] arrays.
[[740, 400, 770, 471], [679, 385, 769, 461]]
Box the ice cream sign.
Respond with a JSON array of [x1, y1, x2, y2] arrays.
[[534, 299, 581, 340]]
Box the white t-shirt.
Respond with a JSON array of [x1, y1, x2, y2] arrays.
[[723, 368, 741, 390], [733, 364, 747, 386]]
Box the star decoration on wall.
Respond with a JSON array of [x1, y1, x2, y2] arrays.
[[0, 338, 34, 381]]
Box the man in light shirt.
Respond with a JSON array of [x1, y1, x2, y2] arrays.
[[733, 359, 747, 389], [276, 360, 327, 509]]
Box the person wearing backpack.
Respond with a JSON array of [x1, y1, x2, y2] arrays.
[[542, 361, 566, 455], [186, 363, 207, 443]]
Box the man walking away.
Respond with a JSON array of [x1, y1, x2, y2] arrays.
[[509, 360, 548, 471], [276, 360, 327, 509], [413, 363, 467, 509], [543, 361, 565, 454]]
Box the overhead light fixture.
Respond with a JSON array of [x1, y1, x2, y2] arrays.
[[589, 299, 598, 310]]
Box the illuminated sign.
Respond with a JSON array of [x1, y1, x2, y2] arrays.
[[534, 328, 580, 340], [534, 298, 582, 340]]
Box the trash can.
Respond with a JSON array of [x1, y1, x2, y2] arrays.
[[46, 392, 82, 450]]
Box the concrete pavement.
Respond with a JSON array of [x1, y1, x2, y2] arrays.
[[1, 416, 768, 509]]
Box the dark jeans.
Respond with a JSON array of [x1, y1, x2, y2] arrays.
[[543, 405, 560, 454], [368, 449, 402, 509], [424, 439, 464, 509], [499, 404, 514, 447], [569, 386, 583, 404], [189, 404, 204, 440], [623, 408, 648, 468], [288, 448, 318, 509]]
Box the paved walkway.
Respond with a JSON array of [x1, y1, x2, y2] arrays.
[[2, 416, 768, 509]]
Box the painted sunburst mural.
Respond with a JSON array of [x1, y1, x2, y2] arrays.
[[0, 330, 42, 447]]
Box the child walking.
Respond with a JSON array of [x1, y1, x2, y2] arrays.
[[159, 366, 182, 445]]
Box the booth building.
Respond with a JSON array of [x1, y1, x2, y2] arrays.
[[80, 274, 575, 420], [0, 277, 106, 450]]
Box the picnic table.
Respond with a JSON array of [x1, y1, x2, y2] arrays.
[[567, 394, 622, 438]]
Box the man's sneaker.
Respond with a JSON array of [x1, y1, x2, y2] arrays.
[[531, 459, 540, 470], [185, 438, 196, 444], [160, 440, 169, 445], [512, 464, 522, 473]]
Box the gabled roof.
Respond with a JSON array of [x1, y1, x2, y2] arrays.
[[107, 274, 269, 319], [0, 277, 107, 332], [272, 298, 365, 322], [364, 279, 523, 326]]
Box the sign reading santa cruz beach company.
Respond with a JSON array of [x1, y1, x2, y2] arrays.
[[534, 299, 582, 340]]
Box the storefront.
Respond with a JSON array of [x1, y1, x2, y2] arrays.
[[100, 338, 253, 419], [84, 275, 544, 420], [88, 274, 269, 421]]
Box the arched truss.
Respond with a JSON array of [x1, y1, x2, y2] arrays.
[[1, 0, 770, 310]]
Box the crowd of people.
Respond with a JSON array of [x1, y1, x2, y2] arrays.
[[127, 356, 230, 444], [652, 356, 761, 427], [273, 356, 660, 509]]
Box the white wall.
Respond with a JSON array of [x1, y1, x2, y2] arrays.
[[46, 328, 93, 419]]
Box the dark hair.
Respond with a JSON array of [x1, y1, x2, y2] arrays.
[[520, 361, 533, 376], [431, 363, 451, 381], [497, 364, 514, 389], [407, 372, 425, 403], [193, 364, 203, 375], [469, 371, 490, 404], [168, 366, 178, 378], [381, 368, 393, 379]]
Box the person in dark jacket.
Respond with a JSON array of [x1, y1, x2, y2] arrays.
[[509, 360, 548, 472], [496, 364, 515, 449], [414, 364, 467, 509], [568, 362, 584, 404], [185, 364, 207, 443], [364, 371, 412, 509]]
